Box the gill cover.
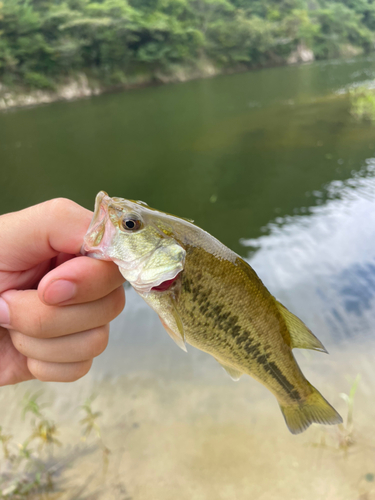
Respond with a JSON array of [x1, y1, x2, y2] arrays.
[[118, 239, 186, 293]]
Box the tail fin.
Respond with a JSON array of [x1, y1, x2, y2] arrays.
[[279, 383, 342, 434]]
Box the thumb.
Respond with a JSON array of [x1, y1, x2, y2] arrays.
[[0, 198, 92, 272]]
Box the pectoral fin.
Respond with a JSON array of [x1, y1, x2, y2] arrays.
[[159, 316, 187, 352], [276, 300, 328, 353], [158, 298, 187, 352], [216, 360, 243, 381]]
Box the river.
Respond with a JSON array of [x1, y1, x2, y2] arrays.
[[1, 56, 375, 499]]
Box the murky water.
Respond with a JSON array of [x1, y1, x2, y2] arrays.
[[1, 56, 375, 499]]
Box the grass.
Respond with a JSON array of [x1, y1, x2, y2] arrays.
[[80, 396, 110, 476], [311, 374, 361, 452], [337, 374, 361, 450], [0, 392, 109, 499]]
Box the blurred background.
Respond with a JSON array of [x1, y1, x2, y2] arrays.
[[1, 1, 375, 499]]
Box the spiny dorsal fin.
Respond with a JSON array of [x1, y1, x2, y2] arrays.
[[216, 360, 243, 381], [275, 300, 328, 354]]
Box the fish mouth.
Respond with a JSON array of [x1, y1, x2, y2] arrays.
[[83, 250, 108, 259], [81, 191, 113, 259], [150, 273, 181, 292]]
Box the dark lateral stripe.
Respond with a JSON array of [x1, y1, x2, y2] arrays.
[[183, 269, 301, 401], [257, 356, 300, 401]]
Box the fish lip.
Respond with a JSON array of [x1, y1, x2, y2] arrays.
[[86, 191, 109, 229], [81, 191, 112, 256], [130, 264, 184, 294], [150, 273, 181, 292], [82, 250, 112, 261]]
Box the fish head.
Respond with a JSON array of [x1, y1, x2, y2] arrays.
[[82, 191, 186, 293]]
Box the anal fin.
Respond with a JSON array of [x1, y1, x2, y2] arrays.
[[276, 300, 328, 353]]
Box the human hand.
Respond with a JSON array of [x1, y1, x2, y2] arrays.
[[0, 199, 125, 386]]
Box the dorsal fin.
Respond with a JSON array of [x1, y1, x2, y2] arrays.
[[275, 301, 328, 353]]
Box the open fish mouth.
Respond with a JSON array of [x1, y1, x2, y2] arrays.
[[82, 249, 108, 259], [150, 273, 181, 292], [81, 191, 113, 259]]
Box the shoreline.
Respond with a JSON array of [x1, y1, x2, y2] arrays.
[[1, 46, 370, 113], [0, 47, 315, 112], [0, 64, 219, 112]]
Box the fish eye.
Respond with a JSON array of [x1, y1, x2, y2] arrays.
[[122, 216, 142, 232]]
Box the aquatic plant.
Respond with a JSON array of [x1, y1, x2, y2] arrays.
[[80, 396, 110, 475], [0, 392, 108, 498], [0, 392, 56, 498], [311, 375, 361, 452], [0, 427, 12, 461], [349, 87, 375, 123], [337, 374, 361, 450], [80, 396, 103, 440]]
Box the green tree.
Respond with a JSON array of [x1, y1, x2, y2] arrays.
[[0, 0, 375, 90]]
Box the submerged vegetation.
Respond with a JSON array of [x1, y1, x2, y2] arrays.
[[312, 375, 362, 452], [337, 374, 361, 450], [0, 392, 107, 499], [0, 0, 375, 91]]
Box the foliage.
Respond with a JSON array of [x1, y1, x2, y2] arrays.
[[23, 71, 55, 89], [350, 85, 375, 121], [0, 0, 375, 88]]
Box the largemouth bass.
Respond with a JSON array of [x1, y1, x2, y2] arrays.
[[82, 191, 342, 434]]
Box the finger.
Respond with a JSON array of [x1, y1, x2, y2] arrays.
[[1, 287, 125, 338], [27, 358, 93, 382], [0, 198, 92, 272], [0, 327, 34, 386], [38, 256, 125, 305], [55, 253, 75, 267], [0, 259, 52, 294], [10, 325, 109, 363]]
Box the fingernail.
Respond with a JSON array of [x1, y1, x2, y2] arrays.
[[44, 280, 77, 305], [0, 297, 10, 326]]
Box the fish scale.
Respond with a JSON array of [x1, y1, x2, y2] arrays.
[[82, 191, 343, 434], [176, 245, 304, 403]]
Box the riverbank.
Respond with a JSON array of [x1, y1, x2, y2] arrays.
[[3, 42, 372, 113], [0, 61, 217, 111], [0, 47, 316, 112]]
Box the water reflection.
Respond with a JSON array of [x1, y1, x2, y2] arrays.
[[242, 160, 375, 343]]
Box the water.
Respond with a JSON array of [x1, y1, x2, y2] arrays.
[[1, 56, 375, 499]]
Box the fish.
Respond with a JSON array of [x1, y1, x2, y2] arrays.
[[82, 191, 342, 434]]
